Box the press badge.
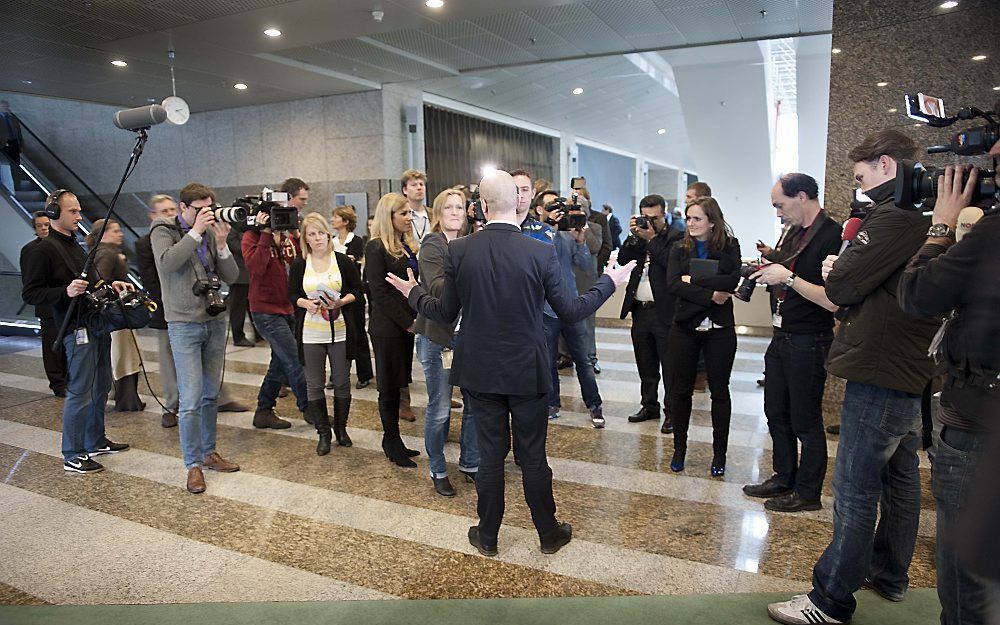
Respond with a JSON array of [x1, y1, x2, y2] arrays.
[[75, 328, 89, 345], [441, 348, 454, 370], [772, 313, 783, 328]]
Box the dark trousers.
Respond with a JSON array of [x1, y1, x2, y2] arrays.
[[40, 316, 67, 394], [228, 283, 252, 340], [668, 324, 737, 458], [763, 330, 832, 500], [468, 390, 559, 545], [352, 333, 374, 382], [630, 304, 670, 414]]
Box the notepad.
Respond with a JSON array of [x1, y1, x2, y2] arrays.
[[689, 258, 719, 282]]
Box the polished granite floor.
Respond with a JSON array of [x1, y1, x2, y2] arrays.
[[0, 325, 939, 615]]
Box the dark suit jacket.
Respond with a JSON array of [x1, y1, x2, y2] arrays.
[[135, 234, 166, 329], [0, 113, 23, 149], [19, 238, 52, 319], [408, 222, 616, 395], [667, 237, 742, 329], [588, 210, 613, 270], [364, 238, 417, 337], [617, 228, 685, 321]]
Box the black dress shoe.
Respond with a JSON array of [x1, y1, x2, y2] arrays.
[[826, 424, 840, 435], [432, 476, 456, 497], [764, 491, 822, 513], [355, 379, 371, 389], [556, 355, 573, 370], [743, 476, 793, 499], [233, 337, 255, 347], [540, 522, 572, 554], [592, 361, 601, 375], [468, 526, 497, 557], [460, 470, 476, 483], [660, 419, 673, 434], [627, 409, 658, 423]]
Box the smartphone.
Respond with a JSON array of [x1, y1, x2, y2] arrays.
[[570, 176, 586, 190], [905, 92, 946, 123]]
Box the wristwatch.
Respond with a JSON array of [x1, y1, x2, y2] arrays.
[[784, 273, 796, 288], [927, 223, 956, 239]]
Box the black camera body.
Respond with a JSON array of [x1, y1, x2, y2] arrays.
[[467, 183, 486, 222], [543, 197, 589, 231], [193, 275, 227, 316], [635, 216, 650, 230], [734, 264, 761, 303], [223, 189, 299, 232], [84, 282, 156, 314]]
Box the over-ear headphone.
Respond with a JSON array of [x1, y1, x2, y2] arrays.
[[44, 189, 71, 220]]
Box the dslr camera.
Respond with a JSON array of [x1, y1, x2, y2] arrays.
[[193, 274, 227, 316], [895, 93, 998, 210], [734, 263, 762, 303], [217, 188, 298, 231]]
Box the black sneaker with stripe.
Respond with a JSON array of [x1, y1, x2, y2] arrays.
[[63, 455, 104, 474], [90, 440, 130, 456]]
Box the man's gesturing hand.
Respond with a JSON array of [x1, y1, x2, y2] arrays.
[[386, 268, 419, 298], [603, 260, 638, 288]]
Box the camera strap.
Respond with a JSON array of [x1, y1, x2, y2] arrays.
[[176, 215, 217, 279]]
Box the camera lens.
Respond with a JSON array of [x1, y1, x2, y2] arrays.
[[214, 205, 248, 224]]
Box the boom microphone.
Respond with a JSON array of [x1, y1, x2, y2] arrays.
[[956, 206, 984, 241], [113, 104, 167, 131], [839, 217, 863, 254]]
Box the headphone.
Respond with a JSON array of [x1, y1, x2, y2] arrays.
[[44, 189, 72, 220]]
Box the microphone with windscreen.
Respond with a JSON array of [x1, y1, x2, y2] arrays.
[[113, 104, 167, 131], [839, 217, 864, 254], [956, 206, 984, 241]]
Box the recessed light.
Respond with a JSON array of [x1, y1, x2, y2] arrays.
[[111, 60, 128, 67], [572, 87, 584, 95], [21, 80, 32, 84], [657, 128, 667, 135], [147, 98, 157, 103], [876, 81, 888, 87], [263, 27, 282, 37], [234, 83, 248, 90], [888, 108, 897, 113], [940, 1, 958, 8], [831, 47, 841, 54], [972, 54, 987, 61], [426, 0, 444, 7], [994, 86, 1000, 91]]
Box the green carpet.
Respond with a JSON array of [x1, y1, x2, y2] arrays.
[[0, 590, 941, 624]]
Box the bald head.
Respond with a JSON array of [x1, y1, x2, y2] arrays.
[[479, 170, 517, 221]]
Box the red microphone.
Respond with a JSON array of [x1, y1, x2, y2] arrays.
[[839, 217, 863, 254]]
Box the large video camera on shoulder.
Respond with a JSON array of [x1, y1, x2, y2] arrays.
[[895, 94, 998, 210], [211, 187, 299, 231]]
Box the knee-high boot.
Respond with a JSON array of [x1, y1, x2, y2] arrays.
[[333, 396, 353, 447], [309, 399, 332, 456], [379, 392, 415, 467]]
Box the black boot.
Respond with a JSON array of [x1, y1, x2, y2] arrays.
[[333, 396, 353, 447], [379, 392, 415, 468], [309, 399, 332, 456]]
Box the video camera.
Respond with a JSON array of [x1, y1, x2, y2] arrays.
[[84, 281, 157, 314], [543, 196, 589, 231], [214, 188, 298, 231], [895, 94, 999, 210], [467, 183, 486, 222]]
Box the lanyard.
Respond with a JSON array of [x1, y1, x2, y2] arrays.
[[775, 215, 824, 306], [176, 214, 214, 276]]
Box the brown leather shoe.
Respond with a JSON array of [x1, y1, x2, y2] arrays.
[[186, 467, 206, 494], [203, 452, 240, 473], [399, 406, 417, 422]]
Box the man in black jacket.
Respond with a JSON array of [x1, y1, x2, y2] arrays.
[[618, 194, 684, 433], [21, 190, 130, 474], [20, 211, 66, 396], [768, 131, 941, 625], [387, 170, 635, 557], [898, 162, 1000, 625], [742, 174, 841, 514]]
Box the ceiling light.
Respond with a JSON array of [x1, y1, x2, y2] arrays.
[[940, 1, 958, 7], [147, 98, 157, 103], [831, 47, 841, 54], [657, 128, 667, 135], [21, 80, 32, 84], [972, 54, 987, 61], [481, 164, 496, 176], [994, 86, 1000, 91], [234, 83, 248, 90], [888, 108, 897, 113], [572, 87, 584, 95], [263, 28, 282, 37], [111, 60, 128, 67], [425, 0, 444, 7], [876, 81, 888, 87]]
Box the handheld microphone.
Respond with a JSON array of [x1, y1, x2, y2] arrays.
[[956, 206, 984, 241], [113, 104, 167, 131], [839, 217, 864, 254]]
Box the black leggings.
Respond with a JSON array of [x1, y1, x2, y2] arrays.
[[668, 324, 737, 458]]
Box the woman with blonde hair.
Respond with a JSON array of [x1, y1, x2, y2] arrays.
[[288, 212, 363, 455], [414, 189, 479, 496], [88, 218, 144, 412], [364, 192, 421, 467]]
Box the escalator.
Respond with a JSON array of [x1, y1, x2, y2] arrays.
[[0, 117, 147, 335]]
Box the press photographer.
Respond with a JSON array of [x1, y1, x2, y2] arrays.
[[899, 154, 1000, 623], [151, 182, 241, 494], [740, 174, 841, 514], [21, 189, 130, 474]]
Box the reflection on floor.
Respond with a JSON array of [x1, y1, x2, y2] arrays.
[[0, 326, 938, 618]]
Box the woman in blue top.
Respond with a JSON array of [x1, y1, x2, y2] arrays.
[[666, 196, 742, 477]]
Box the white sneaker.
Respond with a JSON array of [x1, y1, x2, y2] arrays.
[[767, 595, 844, 624]]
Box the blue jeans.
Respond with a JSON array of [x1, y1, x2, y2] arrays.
[[809, 381, 922, 622], [933, 414, 1000, 625], [168, 317, 227, 469], [252, 312, 308, 413], [416, 334, 479, 478], [543, 315, 601, 410], [61, 331, 112, 461]]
